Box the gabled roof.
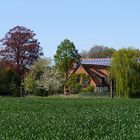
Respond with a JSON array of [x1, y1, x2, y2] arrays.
[[64, 58, 110, 87]]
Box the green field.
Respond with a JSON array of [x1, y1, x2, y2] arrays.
[[0, 97, 140, 139]]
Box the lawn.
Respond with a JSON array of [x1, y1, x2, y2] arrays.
[[0, 97, 140, 139]]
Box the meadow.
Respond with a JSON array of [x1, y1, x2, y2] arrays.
[[0, 97, 140, 139]]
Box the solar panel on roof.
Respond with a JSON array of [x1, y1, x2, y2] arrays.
[[81, 58, 111, 66]]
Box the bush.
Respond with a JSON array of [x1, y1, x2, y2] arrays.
[[0, 67, 20, 96], [80, 73, 90, 88], [65, 73, 91, 94], [9, 82, 20, 97], [82, 85, 94, 92], [69, 84, 82, 94], [27, 88, 48, 97], [87, 85, 94, 92]]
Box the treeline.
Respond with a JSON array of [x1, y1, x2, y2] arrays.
[[80, 45, 115, 58], [0, 25, 140, 98]]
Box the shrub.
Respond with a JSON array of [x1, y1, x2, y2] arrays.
[[9, 81, 20, 97], [69, 84, 82, 94], [65, 73, 91, 94], [86, 85, 94, 92], [80, 73, 90, 88], [0, 66, 20, 96]]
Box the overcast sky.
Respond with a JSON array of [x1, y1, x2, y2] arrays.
[[0, 0, 140, 57]]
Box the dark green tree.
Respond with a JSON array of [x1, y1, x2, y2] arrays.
[[54, 39, 80, 79], [110, 48, 140, 98], [0, 62, 20, 96]]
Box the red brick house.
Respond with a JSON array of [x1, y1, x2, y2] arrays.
[[66, 58, 111, 93]]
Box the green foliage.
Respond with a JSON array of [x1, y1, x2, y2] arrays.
[[65, 74, 81, 94], [0, 68, 9, 95], [81, 85, 94, 92], [80, 73, 90, 88], [24, 58, 64, 96], [86, 85, 94, 92], [39, 66, 64, 95], [80, 45, 116, 58], [24, 58, 51, 95], [0, 66, 20, 96], [0, 98, 140, 139], [110, 48, 140, 98], [54, 39, 80, 79], [9, 78, 20, 97], [66, 73, 92, 94]]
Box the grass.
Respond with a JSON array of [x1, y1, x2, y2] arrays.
[[0, 97, 140, 139]]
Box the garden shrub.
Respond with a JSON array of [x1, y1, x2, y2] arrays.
[[86, 85, 94, 92], [65, 73, 92, 94], [69, 83, 82, 94], [80, 73, 90, 88], [81, 85, 94, 93]]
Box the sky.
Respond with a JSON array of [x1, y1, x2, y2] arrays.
[[0, 0, 140, 58]]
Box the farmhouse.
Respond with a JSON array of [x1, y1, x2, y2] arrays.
[[66, 58, 111, 93]]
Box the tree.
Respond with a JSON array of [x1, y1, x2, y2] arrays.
[[24, 58, 64, 95], [80, 45, 115, 58], [110, 48, 140, 98], [24, 58, 51, 96], [0, 26, 43, 96], [54, 39, 80, 79], [0, 61, 20, 96], [38, 66, 64, 94]]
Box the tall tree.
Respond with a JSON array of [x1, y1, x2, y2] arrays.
[[0, 26, 43, 96], [54, 39, 80, 79], [110, 48, 140, 98]]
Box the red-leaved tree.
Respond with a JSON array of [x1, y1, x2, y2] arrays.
[[0, 26, 43, 96]]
